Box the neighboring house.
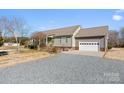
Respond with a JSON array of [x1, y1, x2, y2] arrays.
[[43, 25, 108, 52], [4, 43, 20, 47]]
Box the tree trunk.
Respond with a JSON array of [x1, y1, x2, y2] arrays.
[[2, 37, 5, 49], [2, 32, 6, 49], [13, 32, 19, 52], [37, 39, 41, 51]]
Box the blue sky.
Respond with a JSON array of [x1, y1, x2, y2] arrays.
[[0, 9, 124, 35]]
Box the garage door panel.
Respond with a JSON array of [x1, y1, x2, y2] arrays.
[[79, 42, 99, 52]]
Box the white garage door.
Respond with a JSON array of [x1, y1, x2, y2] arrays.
[[79, 42, 99, 52]]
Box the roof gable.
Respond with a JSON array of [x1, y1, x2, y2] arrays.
[[43, 25, 80, 36], [75, 26, 108, 37]]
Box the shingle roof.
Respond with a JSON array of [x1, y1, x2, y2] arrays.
[[43, 25, 80, 36], [75, 26, 108, 37]]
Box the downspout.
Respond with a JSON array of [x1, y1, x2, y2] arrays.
[[103, 26, 108, 57], [105, 27, 108, 52]]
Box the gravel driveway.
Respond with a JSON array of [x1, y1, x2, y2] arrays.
[[0, 53, 124, 84]]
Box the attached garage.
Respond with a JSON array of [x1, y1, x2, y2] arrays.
[[79, 42, 99, 52], [75, 26, 108, 52]]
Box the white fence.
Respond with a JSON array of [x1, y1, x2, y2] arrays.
[[4, 43, 20, 47]]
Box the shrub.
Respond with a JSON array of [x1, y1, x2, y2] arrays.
[[0, 37, 3, 47], [108, 43, 112, 49], [0, 42, 3, 46], [28, 44, 37, 49], [47, 46, 58, 53]]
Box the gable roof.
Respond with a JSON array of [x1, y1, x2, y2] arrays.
[[43, 25, 80, 36], [75, 26, 108, 37]]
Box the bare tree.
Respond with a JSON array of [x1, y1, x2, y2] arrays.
[[120, 28, 124, 38], [31, 32, 46, 50], [0, 16, 9, 41], [0, 16, 10, 48], [0, 16, 29, 52], [119, 28, 124, 47], [108, 30, 119, 47], [8, 17, 29, 51]]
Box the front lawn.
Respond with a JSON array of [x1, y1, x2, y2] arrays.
[[105, 48, 124, 61], [0, 47, 53, 68]]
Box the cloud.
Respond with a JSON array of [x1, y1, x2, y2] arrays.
[[115, 9, 124, 14], [112, 9, 124, 21], [112, 15, 123, 21]]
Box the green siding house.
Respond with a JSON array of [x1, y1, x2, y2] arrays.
[[43, 25, 108, 52]]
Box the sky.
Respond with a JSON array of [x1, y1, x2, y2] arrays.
[[0, 9, 124, 35]]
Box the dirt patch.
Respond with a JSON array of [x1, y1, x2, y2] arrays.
[[105, 48, 124, 61], [0, 48, 54, 68]]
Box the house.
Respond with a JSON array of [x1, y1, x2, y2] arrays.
[[43, 25, 108, 52], [4, 43, 20, 47]]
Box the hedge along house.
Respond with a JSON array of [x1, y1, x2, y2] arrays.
[[43, 25, 108, 52]]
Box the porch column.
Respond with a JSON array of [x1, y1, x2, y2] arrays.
[[46, 36, 48, 46]]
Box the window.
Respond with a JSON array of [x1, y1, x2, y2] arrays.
[[60, 37, 61, 44], [66, 37, 68, 43]]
